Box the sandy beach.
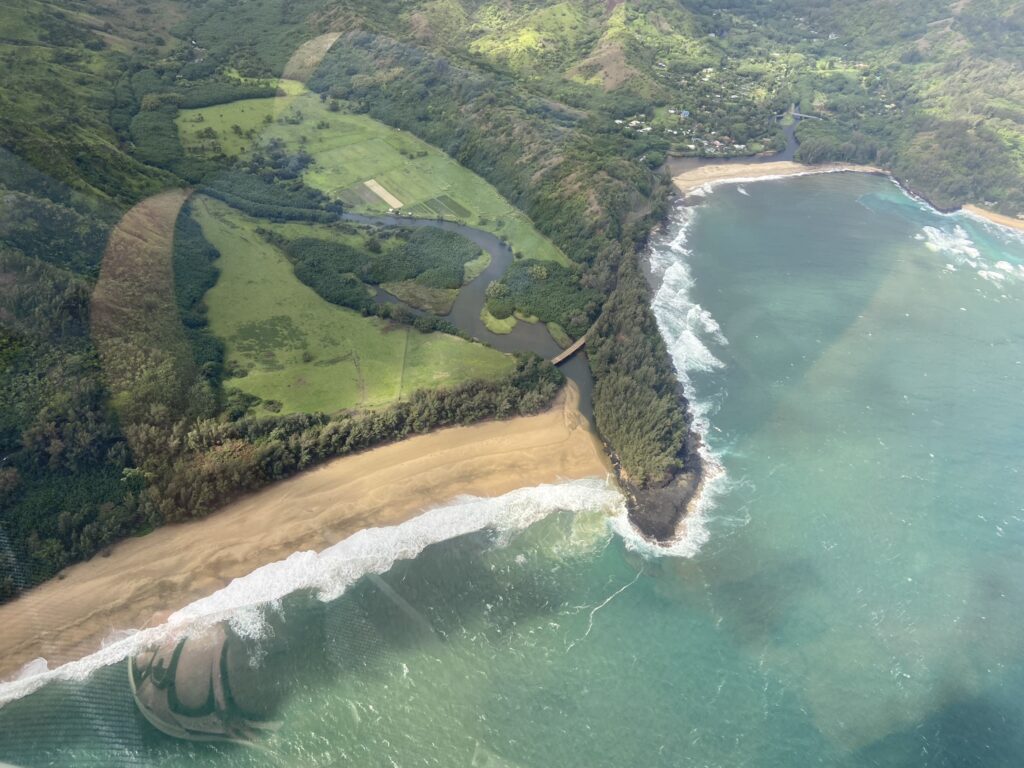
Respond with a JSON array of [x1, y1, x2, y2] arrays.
[[963, 204, 1024, 233], [0, 384, 611, 682], [674, 162, 1024, 235], [672, 160, 884, 196]]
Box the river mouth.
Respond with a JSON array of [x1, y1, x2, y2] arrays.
[[665, 118, 799, 177], [344, 212, 594, 420]]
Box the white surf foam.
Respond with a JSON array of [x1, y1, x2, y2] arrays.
[[0, 479, 624, 707], [958, 207, 1024, 246], [631, 203, 733, 557], [919, 223, 1023, 287], [688, 166, 871, 198], [895, 183, 1024, 279], [920, 224, 982, 267], [610, 457, 728, 559]]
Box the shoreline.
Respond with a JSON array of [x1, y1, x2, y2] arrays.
[[0, 383, 612, 686], [671, 161, 1023, 236], [671, 160, 886, 197], [962, 204, 1024, 233], [648, 156, 1022, 546]]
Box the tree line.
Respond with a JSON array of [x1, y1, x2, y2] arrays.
[[310, 31, 695, 487]]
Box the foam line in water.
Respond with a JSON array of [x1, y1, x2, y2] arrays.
[[0, 479, 624, 707], [688, 166, 872, 198], [959, 208, 1024, 245], [920, 224, 982, 266], [610, 457, 728, 559], [919, 223, 1023, 287], [886, 173, 1024, 250], [643, 173, 1021, 556], [636, 202, 732, 557]]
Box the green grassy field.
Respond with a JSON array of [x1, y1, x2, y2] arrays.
[[192, 197, 514, 415], [263, 217, 489, 314], [480, 306, 516, 334], [178, 89, 568, 264]]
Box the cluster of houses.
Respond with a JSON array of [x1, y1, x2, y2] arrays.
[[615, 117, 653, 133], [614, 111, 747, 154], [692, 136, 747, 153]]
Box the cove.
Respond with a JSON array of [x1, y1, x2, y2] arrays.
[[1, 172, 1022, 768]]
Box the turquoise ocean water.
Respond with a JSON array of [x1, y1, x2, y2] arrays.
[[1, 173, 1022, 766]]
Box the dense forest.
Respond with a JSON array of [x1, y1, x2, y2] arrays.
[[306, 30, 694, 490], [2, 0, 1023, 594]]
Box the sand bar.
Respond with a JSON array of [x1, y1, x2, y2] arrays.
[[672, 160, 884, 196], [0, 384, 610, 682]]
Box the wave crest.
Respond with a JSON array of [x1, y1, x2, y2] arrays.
[[920, 224, 1024, 287], [639, 204, 732, 557], [0, 479, 623, 706]]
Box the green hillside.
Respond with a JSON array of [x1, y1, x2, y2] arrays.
[[2, 0, 1022, 596]]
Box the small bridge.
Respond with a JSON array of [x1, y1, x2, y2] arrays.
[[551, 332, 588, 365], [774, 103, 826, 122]]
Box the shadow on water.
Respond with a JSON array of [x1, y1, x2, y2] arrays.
[[660, 172, 911, 444], [701, 557, 827, 646], [0, 514, 626, 766], [853, 668, 1024, 768]]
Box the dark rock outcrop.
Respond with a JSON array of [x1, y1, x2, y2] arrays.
[[623, 428, 703, 542]]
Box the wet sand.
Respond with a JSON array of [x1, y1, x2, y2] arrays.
[[0, 384, 611, 682], [963, 204, 1024, 233], [672, 161, 884, 196]]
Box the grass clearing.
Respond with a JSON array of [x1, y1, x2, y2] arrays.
[[192, 197, 514, 415], [380, 281, 458, 314], [481, 306, 517, 334], [177, 88, 568, 264], [463, 251, 491, 282], [546, 321, 573, 348]]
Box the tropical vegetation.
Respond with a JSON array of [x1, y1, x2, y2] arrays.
[[2, 0, 1022, 596]]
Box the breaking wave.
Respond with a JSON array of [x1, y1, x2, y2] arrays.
[[0, 479, 624, 706], [920, 224, 982, 267], [919, 223, 1024, 287], [630, 202, 732, 557]]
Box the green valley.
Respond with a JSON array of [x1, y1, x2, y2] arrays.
[[192, 197, 514, 415], [2, 0, 1023, 597], [177, 89, 569, 264]]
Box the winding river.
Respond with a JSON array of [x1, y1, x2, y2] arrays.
[[343, 114, 810, 422], [342, 212, 595, 419]]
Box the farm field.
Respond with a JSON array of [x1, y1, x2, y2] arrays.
[[177, 89, 567, 264], [191, 197, 514, 415]]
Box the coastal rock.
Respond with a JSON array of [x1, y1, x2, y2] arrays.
[[623, 429, 704, 543]]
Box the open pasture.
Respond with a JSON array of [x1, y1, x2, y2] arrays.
[[178, 90, 567, 264], [191, 197, 514, 415]]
